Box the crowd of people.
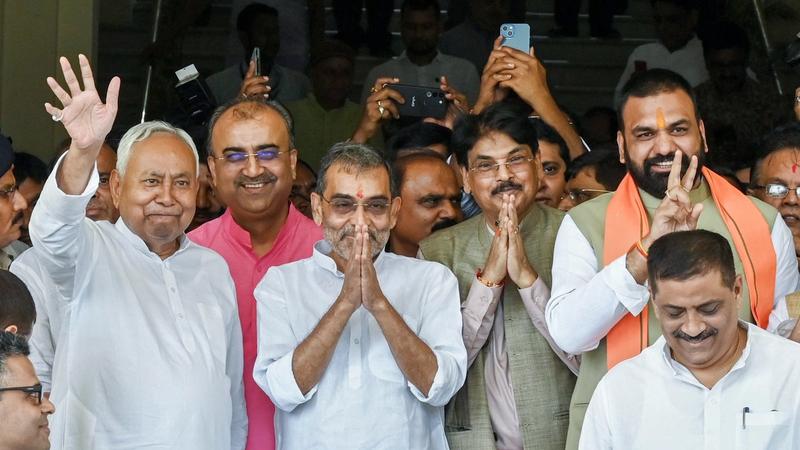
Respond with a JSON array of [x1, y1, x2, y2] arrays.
[[2, 0, 800, 449]]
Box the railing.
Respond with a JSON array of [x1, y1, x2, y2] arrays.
[[140, 0, 164, 123]]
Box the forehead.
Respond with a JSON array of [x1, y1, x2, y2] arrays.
[[402, 159, 458, 193], [98, 145, 117, 171], [213, 108, 290, 149], [0, 168, 16, 188], [470, 131, 529, 159], [758, 148, 800, 181], [1, 356, 38, 387], [402, 8, 438, 24], [652, 270, 732, 305], [568, 167, 605, 189], [621, 90, 697, 131], [325, 164, 391, 196], [538, 140, 564, 164], [127, 133, 196, 175]]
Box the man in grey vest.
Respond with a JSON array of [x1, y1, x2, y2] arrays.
[[420, 102, 577, 450], [545, 69, 800, 450]]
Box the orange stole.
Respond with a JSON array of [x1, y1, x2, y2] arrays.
[[603, 168, 776, 368]]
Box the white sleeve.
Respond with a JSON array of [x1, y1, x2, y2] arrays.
[[546, 215, 649, 354], [768, 215, 799, 332], [578, 379, 614, 450], [28, 153, 99, 301], [406, 266, 467, 407], [253, 268, 317, 412], [223, 275, 247, 450]]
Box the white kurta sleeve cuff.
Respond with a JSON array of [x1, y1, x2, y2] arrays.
[[600, 255, 650, 316], [408, 351, 455, 407], [264, 349, 318, 412]]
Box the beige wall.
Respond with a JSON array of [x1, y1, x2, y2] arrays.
[[0, 0, 98, 160]]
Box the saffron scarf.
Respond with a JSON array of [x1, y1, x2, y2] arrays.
[[603, 168, 776, 368]]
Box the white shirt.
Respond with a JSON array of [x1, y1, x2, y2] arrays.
[[546, 214, 799, 355], [29, 158, 247, 450], [253, 240, 467, 450], [10, 247, 64, 392], [614, 35, 710, 105], [580, 323, 800, 450]]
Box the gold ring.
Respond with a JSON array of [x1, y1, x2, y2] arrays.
[[370, 86, 378, 94], [377, 100, 383, 107], [378, 105, 386, 117]]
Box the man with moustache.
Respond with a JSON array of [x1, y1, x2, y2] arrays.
[[545, 69, 800, 450], [189, 98, 322, 450], [0, 135, 29, 270], [32, 55, 246, 449], [253, 143, 466, 449], [419, 102, 578, 450], [389, 151, 462, 257], [748, 123, 800, 264], [580, 230, 800, 449], [11, 143, 119, 393]]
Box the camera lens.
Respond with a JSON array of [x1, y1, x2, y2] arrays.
[[426, 91, 432, 98], [502, 26, 507, 30]]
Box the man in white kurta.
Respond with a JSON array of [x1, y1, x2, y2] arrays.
[[32, 55, 246, 450]]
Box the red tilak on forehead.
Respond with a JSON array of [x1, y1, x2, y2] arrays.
[[793, 164, 798, 174], [356, 190, 364, 199]]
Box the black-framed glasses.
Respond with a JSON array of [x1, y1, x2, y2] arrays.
[[321, 195, 390, 216], [750, 183, 800, 199], [0, 383, 43, 404], [214, 147, 288, 164], [469, 155, 535, 177], [563, 188, 612, 203], [0, 185, 18, 200]]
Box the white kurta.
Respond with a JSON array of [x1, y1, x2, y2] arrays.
[[580, 323, 800, 450], [29, 158, 247, 450], [253, 240, 467, 450]]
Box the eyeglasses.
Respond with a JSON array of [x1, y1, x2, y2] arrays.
[[321, 195, 390, 216], [563, 188, 612, 204], [750, 183, 800, 199], [0, 383, 43, 404], [214, 148, 288, 164], [469, 155, 535, 177], [0, 185, 18, 200]]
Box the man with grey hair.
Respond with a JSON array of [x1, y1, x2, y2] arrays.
[[253, 142, 467, 449], [31, 55, 246, 449], [189, 97, 321, 450]]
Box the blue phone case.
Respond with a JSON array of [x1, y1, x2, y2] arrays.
[[500, 23, 531, 53]]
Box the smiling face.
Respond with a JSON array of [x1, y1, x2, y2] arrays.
[[462, 131, 540, 225], [749, 148, 800, 254], [0, 169, 27, 248], [535, 140, 567, 208], [0, 356, 55, 450], [311, 164, 400, 265], [208, 105, 297, 224], [652, 270, 742, 371], [618, 89, 707, 198], [110, 133, 197, 253]]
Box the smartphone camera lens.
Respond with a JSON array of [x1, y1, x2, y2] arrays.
[[502, 26, 508, 31], [426, 91, 432, 98]]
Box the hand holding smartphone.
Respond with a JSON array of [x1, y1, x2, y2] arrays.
[[387, 84, 449, 119]]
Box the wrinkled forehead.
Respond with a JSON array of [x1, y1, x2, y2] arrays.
[[757, 148, 800, 181], [325, 163, 391, 198], [127, 134, 198, 176]]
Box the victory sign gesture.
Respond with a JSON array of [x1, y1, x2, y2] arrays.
[[44, 54, 120, 153]]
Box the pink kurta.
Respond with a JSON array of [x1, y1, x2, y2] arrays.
[[189, 204, 322, 450]]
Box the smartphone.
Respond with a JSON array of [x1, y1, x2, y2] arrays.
[[500, 23, 531, 53], [250, 47, 261, 77], [387, 84, 448, 119]]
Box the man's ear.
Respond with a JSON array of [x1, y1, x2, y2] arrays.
[[290, 149, 298, 181], [650, 288, 660, 320], [699, 119, 709, 155], [733, 274, 743, 311], [617, 130, 626, 164], [388, 196, 402, 230], [3, 324, 18, 334], [310, 192, 324, 226], [110, 169, 122, 209], [207, 155, 218, 188], [461, 166, 472, 194]]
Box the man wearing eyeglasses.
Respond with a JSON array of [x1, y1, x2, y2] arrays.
[[189, 98, 322, 450], [253, 142, 466, 449], [419, 102, 578, 450], [557, 147, 625, 211], [0, 134, 29, 270], [748, 123, 800, 266], [0, 331, 55, 450]]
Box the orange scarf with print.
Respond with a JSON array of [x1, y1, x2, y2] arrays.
[[603, 168, 775, 368]]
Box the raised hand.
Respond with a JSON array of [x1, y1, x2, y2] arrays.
[[351, 77, 403, 144], [472, 36, 511, 114], [238, 60, 271, 99], [44, 55, 119, 152], [643, 150, 704, 247], [492, 45, 550, 112], [423, 75, 469, 130], [505, 194, 538, 288], [359, 225, 388, 313], [481, 194, 511, 286]]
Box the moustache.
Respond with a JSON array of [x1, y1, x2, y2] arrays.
[[337, 224, 379, 242], [431, 218, 458, 232], [236, 173, 278, 187], [491, 180, 523, 196], [673, 327, 717, 343], [144, 207, 182, 217], [644, 153, 691, 174]]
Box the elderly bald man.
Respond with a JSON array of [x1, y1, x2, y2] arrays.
[[31, 55, 246, 450]]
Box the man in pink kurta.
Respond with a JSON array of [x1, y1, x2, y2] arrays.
[[189, 98, 322, 450]]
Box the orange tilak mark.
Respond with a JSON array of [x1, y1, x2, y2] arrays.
[[356, 190, 364, 199], [656, 108, 666, 129]]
